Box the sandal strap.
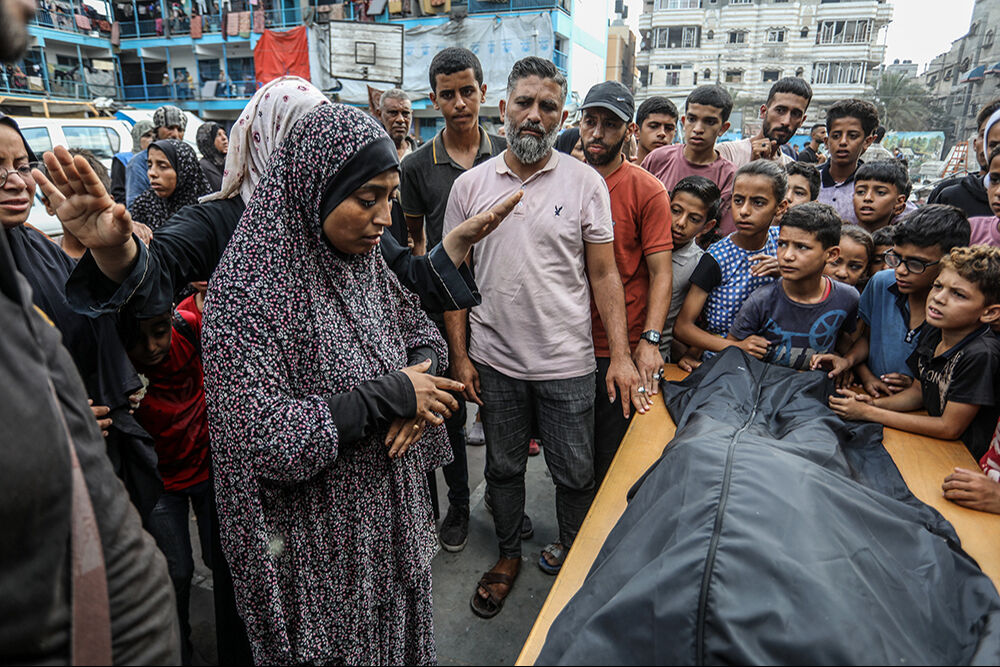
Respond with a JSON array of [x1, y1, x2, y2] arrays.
[[479, 571, 514, 587], [542, 543, 567, 560]]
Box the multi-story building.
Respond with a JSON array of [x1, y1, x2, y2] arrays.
[[636, 0, 892, 130], [607, 19, 637, 91], [885, 58, 917, 78], [2, 0, 605, 132], [920, 0, 1000, 146]]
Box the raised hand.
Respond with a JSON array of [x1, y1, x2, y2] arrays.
[[442, 189, 524, 266], [33, 146, 134, 250]]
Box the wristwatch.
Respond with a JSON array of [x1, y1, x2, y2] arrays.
[[640, 329, 661, 345]]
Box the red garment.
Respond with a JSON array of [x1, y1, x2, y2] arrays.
[[590, 160, 674, 356], [133, 295, 211, 492], [254, 26, 310, 84], [74, 13, 92, 30], [190, 14, 202, 39], [980, 417, 1000, 482]]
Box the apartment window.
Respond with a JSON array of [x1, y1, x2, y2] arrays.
[[762, 69, 780, 82], [654, 26, 702, 48], [817, 19, 872, 44], [653, 0, 700, 7], [811, 61, 867, 85], [944, 67, 953, 80], [928, 75, 937, 86], [658, 63, 683, 86], [728, 30, 748, 44], [985, 29, 995, 48], [730, 0, 752, 4], [800, 27, 808, 38], [704, 68, 712, 79], [725, 69, 743, 83], [766, 28, 786, 43]]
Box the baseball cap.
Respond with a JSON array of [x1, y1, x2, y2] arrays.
[[580, 81, 634, 123]]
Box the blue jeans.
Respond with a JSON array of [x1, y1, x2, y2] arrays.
[[475, 362, 596, 559], [146, 479, 214, 665]]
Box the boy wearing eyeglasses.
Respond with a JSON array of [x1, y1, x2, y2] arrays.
[[831, 245, 1000, 462], [825, 207, 971, 397]]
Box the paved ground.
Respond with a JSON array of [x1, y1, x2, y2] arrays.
[[188, 404, 558, 665]]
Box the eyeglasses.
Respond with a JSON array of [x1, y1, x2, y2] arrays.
[[0, 163, 40, 188], [883, 249, 941, 274]]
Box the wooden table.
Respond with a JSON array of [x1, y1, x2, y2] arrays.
[[516, 365, 1000, 666]]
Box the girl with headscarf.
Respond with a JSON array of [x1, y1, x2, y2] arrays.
[[196, 121, 227, 192], [128, 138, 210, 231], [111, 120, 153, 204], [202, 102, 462, 664]]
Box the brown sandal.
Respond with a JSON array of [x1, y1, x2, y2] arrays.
[[470, 571, 515, 619]]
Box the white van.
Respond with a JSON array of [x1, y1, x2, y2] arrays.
[[12, 117, 134, 238]]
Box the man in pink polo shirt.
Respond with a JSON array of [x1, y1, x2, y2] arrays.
[[443, 56, 645, 619]]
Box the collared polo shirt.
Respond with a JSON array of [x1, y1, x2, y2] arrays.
[[399, 126, 506, 248], [818, 161, 861, 225], [442, 150, 614, 381], [858, 268, 920, 377]]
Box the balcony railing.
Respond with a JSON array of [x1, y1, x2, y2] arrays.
[[32, 9, 114, 36], [119, 81, 259, 102], [466, 0, 570, 14], [0, 76, 100, 100], [553, 48, 567, 74]]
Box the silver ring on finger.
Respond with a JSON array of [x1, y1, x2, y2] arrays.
[[637, 385, 646, 394]]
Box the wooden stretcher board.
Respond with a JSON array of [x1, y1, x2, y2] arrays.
[[516, 365, 1000, 665]]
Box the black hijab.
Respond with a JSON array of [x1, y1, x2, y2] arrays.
[[128, 139, 211, 231], [555, 127, 580, 155]]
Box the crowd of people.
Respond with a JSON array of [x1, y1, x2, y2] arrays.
[[4, 0, 1000, 660]]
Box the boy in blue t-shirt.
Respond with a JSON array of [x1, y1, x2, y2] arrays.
[[729, 203, 858, 370], [675, 160, 787, 370], [825, 206, 972, 395]]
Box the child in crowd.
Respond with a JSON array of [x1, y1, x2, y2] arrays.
[[969, 145, 1000, 247], [728, 202, 858, 370], [659, 175, 721, 362], [633, 96, 679, 165], [822, 206, 971, 398], [826, 224, 874, 289], [817, 99, 880, 224], [831, 245, 1000, 461], [852, 160, 911, 234], [641, 85, 736, 234], [674, 160, 786, 369], [870, 226, 894, 274], [785, 161, 820, 208], [121, 293, 213, 665]]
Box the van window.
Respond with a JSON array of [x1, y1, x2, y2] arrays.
[[106, 127, 121, 154], [64, 126, 115, 160], [21, 127, 52, 156]]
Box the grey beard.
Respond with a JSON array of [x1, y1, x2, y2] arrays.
[[505, 117, 559, 165]]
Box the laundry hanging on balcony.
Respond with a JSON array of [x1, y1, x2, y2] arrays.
[[237, 11, 251, 37], [74, 13, 92, 30], [252, 9, 264, 33], [254, 25, 310, 85], [190, 14, 202, 38]]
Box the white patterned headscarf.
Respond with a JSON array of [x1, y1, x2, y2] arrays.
[[202, 76, 331, 204]]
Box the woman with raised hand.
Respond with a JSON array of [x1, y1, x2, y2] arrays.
[[36, 76, 507, 321], [127, 138, 210, 232], [202, 102, 500, 664]]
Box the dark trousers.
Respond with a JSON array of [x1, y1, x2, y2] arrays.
[[475, 361, 596, 559], [593, 356, 635, 487], [442, 396, 470, 508], [146, 479, 214, 665]]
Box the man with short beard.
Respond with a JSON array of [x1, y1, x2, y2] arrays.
[[718, 77, 812, 168], [578, 81, 674, 486], [377, 88, 417, 160], [443, 57, 647, 618]]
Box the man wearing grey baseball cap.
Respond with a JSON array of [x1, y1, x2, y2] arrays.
[[579, 81, 675, 487]]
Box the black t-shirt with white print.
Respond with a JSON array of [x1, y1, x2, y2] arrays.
[[907, 323, 1000, 459]]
